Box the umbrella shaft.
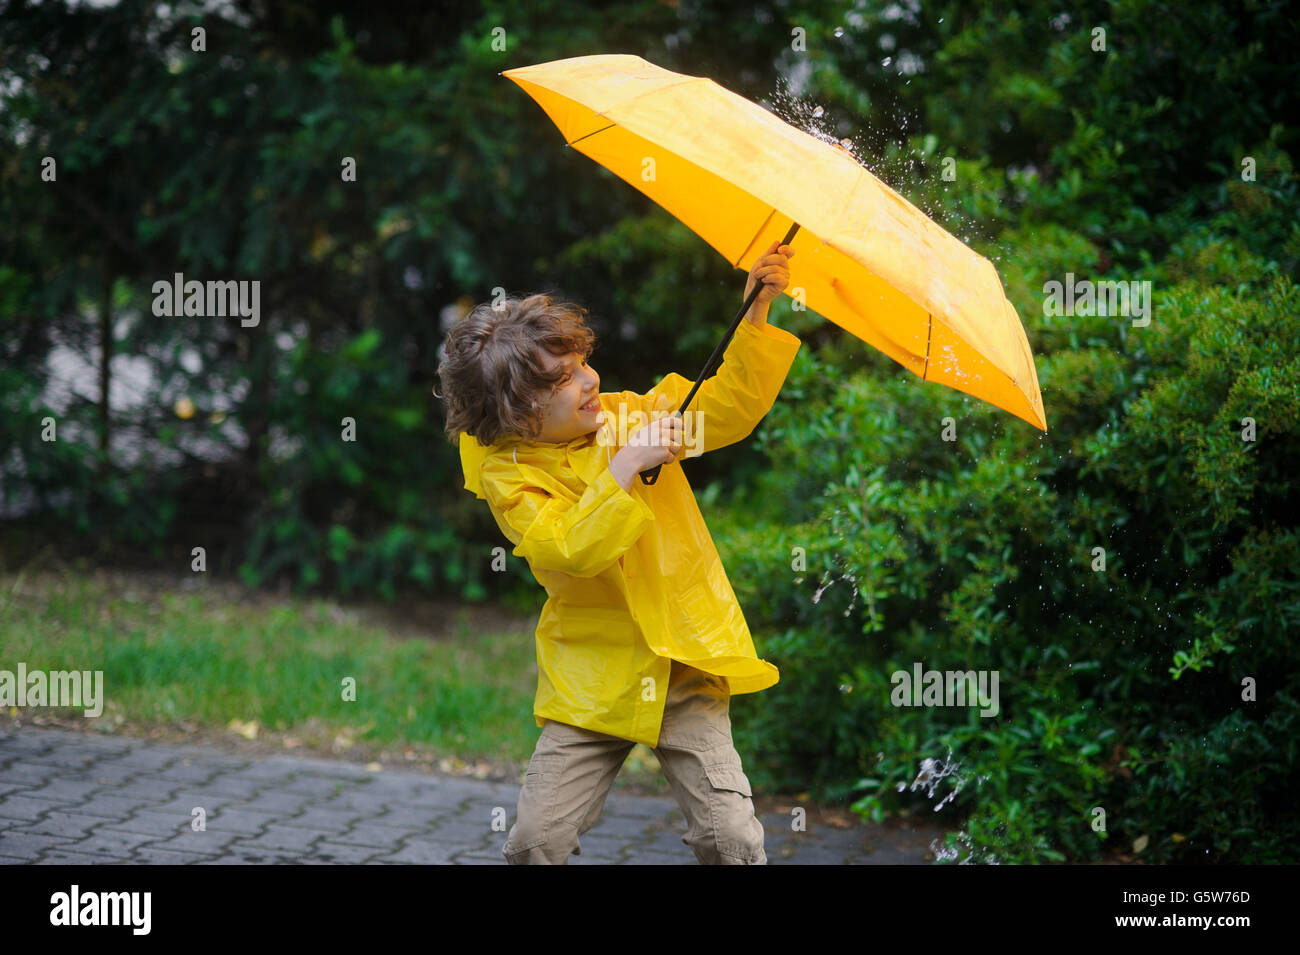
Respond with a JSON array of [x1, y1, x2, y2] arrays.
[[676, 221, 802, 417], [638, 220, 800, 486]]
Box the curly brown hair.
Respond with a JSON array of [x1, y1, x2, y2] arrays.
[[435, 293, 596, 447]]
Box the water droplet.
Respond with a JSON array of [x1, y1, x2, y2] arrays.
[[882, 57, 892, 67], [834, 26, 844, 37], [812, 106, 824, 118]]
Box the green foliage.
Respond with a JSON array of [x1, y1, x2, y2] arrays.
[[726, 215, 1300, 862]]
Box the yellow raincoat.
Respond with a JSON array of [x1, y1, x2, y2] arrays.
[[459, 317, 802, 747]]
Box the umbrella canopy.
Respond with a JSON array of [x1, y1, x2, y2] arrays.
[[502, 53, 1047, 432]]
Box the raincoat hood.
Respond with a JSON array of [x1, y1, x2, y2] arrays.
[[460, 427, 606, 501], [459, 432, 493, 501]]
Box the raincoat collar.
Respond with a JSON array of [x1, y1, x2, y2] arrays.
[[459, 421, 609, 500]]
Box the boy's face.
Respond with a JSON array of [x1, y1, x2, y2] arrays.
[[532, 349, 604, 443]]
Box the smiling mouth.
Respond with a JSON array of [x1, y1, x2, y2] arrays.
[[580, 398, 600, 412]]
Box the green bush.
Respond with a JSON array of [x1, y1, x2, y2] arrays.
[[724, 198, 1300, 861]]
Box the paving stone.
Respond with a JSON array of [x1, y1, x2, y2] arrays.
[[183, 775, 271, 799], [233, 788, 323, 815], [280, 806, 367, 832], [576, 831, 633, 857], [60, 762, 148, 785], [222, 758, 322, 780], [18, 810, 118, 840], [329, 823, 421, 849], [84, 749, 179, 773], [0, 732, 60, 755], [639, 827, 690, 854], [193, 849, 297, 864], [372, 837, 461, 864], [35, 849, 116, 865], [216, 824, 331, 854], [11, 747, 99, 770], [280, 774, 350, 797], [68, 736, 135, 757], [89, 774, 188, 802], [367, 804, 441, 830], [425, 816, 497, 845], [151, 760, 226, 783], [619, 849, 694, 865], [0, 762, 61, 786], [18, 778, 108, 803], [141, 792, 244, 816], [119, 808, 212, 839], [140, 828, 242, 854], [0, 829, 77, 859], [585, 814, 656, 840], [0, 794, 71, 821], [570, 852, 624, 865], [203, 807, 282, 834], [774, 845, 852, 864], [68, 792, 163, 819], [60, 827, 166, 858], [853, 844, 933, 864], [180, 753, 252, 772], [124, 846, 208, 864], [374, 780, 482, 807], [306, 841, 387, 864], [602, 793, 678, 819]]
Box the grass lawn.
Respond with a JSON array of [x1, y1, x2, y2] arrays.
[[0, 565, 574, 777]]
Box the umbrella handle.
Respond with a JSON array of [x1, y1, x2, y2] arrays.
[[639, 221, 802, 485]]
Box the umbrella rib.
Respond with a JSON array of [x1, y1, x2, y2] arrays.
[[733, 209, 778, 268], [923, 312, 932, 381], [567, 77, 707, 149], [569, 123, 618, 147]]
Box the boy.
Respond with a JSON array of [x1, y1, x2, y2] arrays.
[[438, 242, 799, 864]]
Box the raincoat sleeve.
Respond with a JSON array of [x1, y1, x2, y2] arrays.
[[629, 318, 801, 455], [479, 454, 656, 578]]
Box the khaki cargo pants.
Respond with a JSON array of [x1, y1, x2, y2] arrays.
[[503, 660, 767, 865]]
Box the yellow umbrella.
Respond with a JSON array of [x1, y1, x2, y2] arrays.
[[502, 53, 1047, 478]]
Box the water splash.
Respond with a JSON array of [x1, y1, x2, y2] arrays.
[[930, 829, 1001, 865], [900, 747, 989, 812], [810, 567, 859, 616], [765, 67, 986, 248], [901, 750, 998, 862]]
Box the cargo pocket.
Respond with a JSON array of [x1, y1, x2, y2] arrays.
[[504, 753, 566, 855], [704, 762, 752, 798], [702, 750, 764, 863]]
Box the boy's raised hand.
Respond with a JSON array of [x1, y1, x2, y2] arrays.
[[744, 241, 795, 306]]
